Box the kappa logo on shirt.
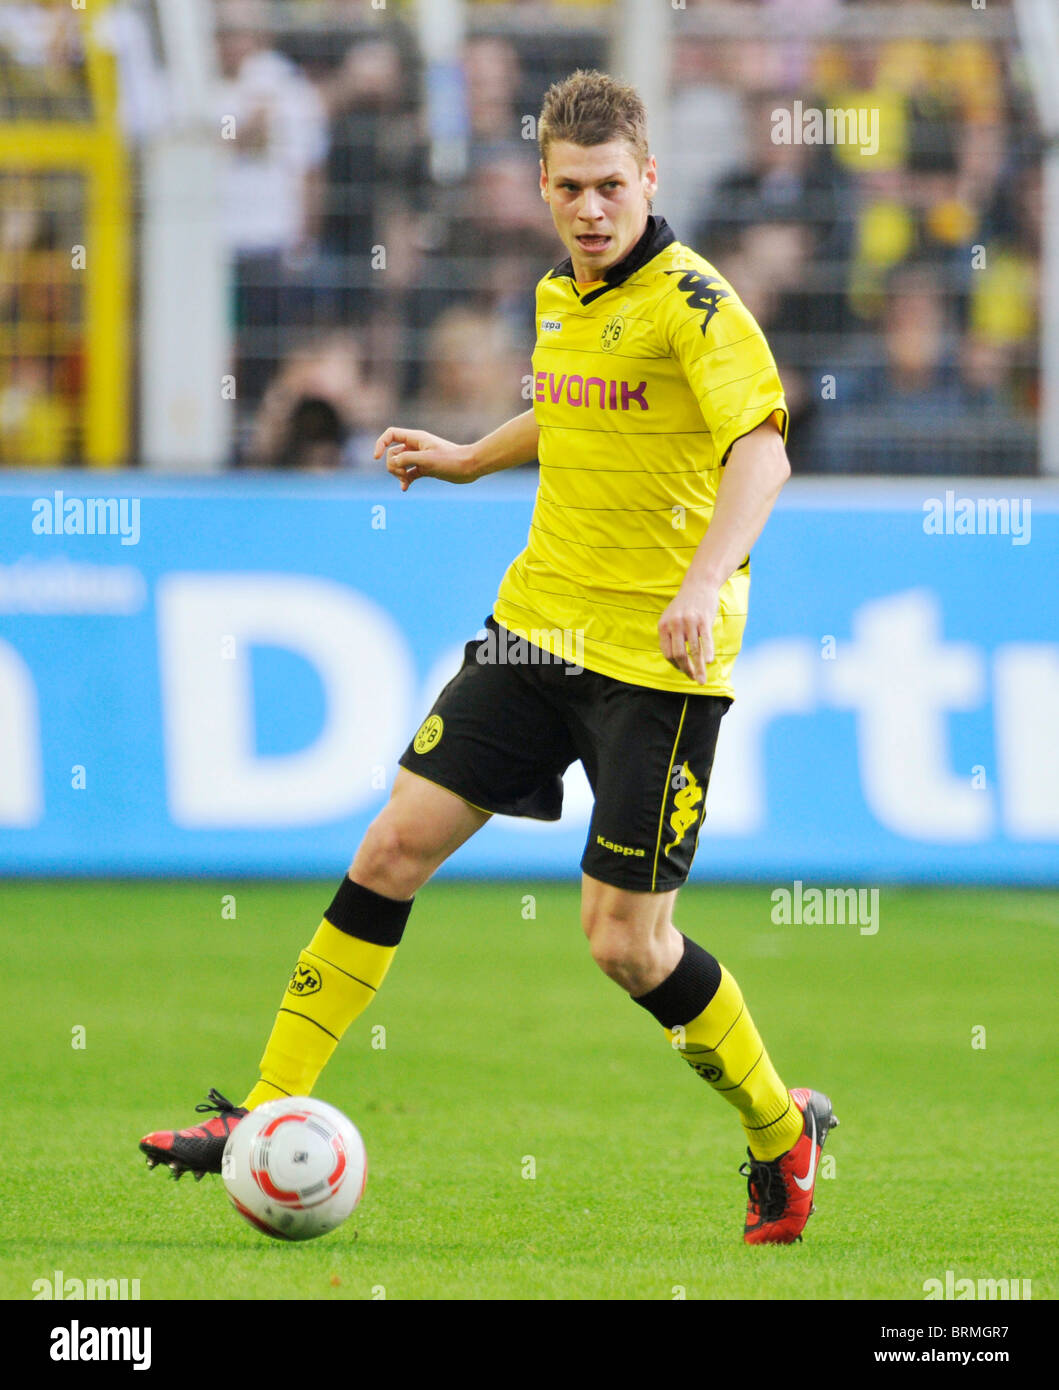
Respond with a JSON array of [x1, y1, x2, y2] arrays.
[[664, 269, 730, 334]]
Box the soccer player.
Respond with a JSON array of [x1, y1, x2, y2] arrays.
[[141, 70, 836, 1245]]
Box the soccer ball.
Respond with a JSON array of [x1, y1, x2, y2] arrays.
[[221, 1096, 367, 1241]]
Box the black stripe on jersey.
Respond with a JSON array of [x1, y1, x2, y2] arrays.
[[499, 591, 664, 621], [698, 364, 781, 401], [537, 310, 660, 328], [529, 521, 700, 551], [684, 330, 769, 365], [500, 587, 747, 627], [542, 462, 718, 473], [538, 497, 712, 514], [540, 424, 713, 437], [534, 343, 673, 362], [499, 596, 746, 654]]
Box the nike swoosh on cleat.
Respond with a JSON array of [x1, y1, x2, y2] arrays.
[[793, 1108, 818, 1191]]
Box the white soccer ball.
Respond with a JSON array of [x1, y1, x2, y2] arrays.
[[221, 1096, 367, 1241]]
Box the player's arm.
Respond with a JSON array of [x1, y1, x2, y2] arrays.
[[658, 417, 790, 684], [374, 409, 539, 493]]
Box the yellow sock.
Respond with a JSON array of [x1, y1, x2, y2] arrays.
[[665, 965, 802, 1160], [242, 918, 396, 1109]]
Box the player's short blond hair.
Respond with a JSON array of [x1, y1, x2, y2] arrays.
[[538, 70, 649, 170]]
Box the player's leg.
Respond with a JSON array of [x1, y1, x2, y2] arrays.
[[139, 772, 489, 1177], [240, 769, 491, 1110], [140, 615, 576, 1178], [581, 872, 802, 1159], [581, 872, 837, 1244], [239, 616, 576, 1117], [574, 679, 836, 1243]]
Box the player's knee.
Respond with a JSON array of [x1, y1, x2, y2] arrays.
[[587, 925, 654, 992], [581, 891, 637, 941], [351, 813, 427, 898]]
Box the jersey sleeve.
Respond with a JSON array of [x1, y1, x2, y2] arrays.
[[662, 269, 788, 464]]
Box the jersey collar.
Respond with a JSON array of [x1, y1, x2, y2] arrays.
[[549, 214, 675, 305]]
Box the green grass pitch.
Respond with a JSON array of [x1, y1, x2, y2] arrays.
[[3, 880, 1056, 1301]]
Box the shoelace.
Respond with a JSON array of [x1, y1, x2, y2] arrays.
[[195, 1088, 241, 1117], [739, 1154, 788, 1224]]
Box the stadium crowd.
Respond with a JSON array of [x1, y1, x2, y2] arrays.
[[0, 0, 1042, 474]]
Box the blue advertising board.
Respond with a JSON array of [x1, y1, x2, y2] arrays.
[[0, 472, 1056, 882]]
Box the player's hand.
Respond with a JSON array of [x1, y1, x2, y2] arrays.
[[373, 427, 476, 491], [658, 583, 718, 685]]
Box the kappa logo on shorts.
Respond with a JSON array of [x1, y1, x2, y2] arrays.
[[596, 835, 646, 858], [288, 963, 322, 997], [413, 714, 443, 754], [664, 763, 703, 857]]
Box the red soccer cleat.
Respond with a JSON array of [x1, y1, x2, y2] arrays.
[[139, 1088, 248, 1180], [741, 1087, 838, 1245]]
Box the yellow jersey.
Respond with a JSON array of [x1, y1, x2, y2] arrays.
[[493, 215, 787, 698]]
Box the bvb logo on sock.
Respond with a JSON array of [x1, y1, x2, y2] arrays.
[[692, 1061, 723, 1083], [682, 1046, 722, 1083], [288, 963, 322, 997]]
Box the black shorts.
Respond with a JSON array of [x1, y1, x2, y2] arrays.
[[397, 617, 731, 893]]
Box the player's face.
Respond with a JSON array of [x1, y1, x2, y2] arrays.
[[541, 139, 658, 285]]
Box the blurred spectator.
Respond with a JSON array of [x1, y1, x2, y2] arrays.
[[315, 32, 430, 406], [3, 0, 1035, 476], [217, 0, 327, 261], [847, 91, 979, 325], [966, 160, 1040, 414], [0, 3, 86, 120], [0, 356, 72, 466], [699, 85, 855, 470], [464, 36, 524, 157], [216, 0, 330, 405], [247, 330, 393, 472], [698, 90, 852, 266], [811, 258, 978, 473], [423, 150, 555, 360], [666, 39, 749, 244], [318, 35, 425, 269], [0, 179, 80, 466], [712, 219, 820, 469], [408, 306, 526, 449]]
